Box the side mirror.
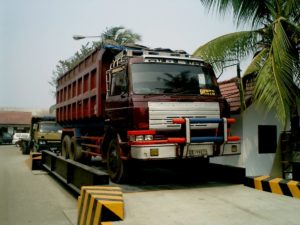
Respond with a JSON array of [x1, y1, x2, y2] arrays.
[[33, 124, 38, 131]]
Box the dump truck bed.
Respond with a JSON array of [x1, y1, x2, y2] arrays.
[[56, 46, 121, 124]]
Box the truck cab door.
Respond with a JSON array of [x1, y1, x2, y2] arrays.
[[105, 68, 130, 128]]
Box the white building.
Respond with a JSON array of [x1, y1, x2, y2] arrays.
[[211, 78, 285, 177]]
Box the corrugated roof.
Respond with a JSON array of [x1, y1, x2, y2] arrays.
[[219, 77, 254, 114], [0, 111, 31, 125]]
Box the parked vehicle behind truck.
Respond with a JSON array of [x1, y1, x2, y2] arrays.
[[56, 44, 241, 183], [0, 132, 13, 144], [21, 116, 62, 154], [13, 133, 30, 145]]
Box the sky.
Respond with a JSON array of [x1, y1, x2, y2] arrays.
[[1, 0, 248, 109]]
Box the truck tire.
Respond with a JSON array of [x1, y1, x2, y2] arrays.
[[62, 135, 71, 159], [21, 142, 25, 154], [107, 138, 128, 183], [70, 137, 83, 161], [22, 141, 29, 155]]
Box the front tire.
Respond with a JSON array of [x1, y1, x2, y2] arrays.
[[22, 141, 30, 155], [107, 138, 128, 183]]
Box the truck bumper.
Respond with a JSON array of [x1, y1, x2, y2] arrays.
[[130, 143, 215, 160], [38, 140, 61, 152], [131, 144, 177, 159], [129, 141, 240, 160]]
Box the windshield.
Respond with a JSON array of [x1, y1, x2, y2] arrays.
[[131, 63, 219, 95], [39, 123, 62, 133]]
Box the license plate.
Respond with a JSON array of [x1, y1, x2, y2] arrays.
[[150, 148, 159, 156], [188, 149, 207, 157]]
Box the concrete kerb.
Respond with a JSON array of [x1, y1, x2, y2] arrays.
[[244, 176, 300, 199], [77, 186, 124, 225]]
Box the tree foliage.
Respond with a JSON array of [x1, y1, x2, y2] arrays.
[[101, 26, 141, 45], [50, 26, 141, 93], [49, 43, 94, 91], [194, 0, 300, 125]]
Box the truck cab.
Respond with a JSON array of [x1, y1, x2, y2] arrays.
[[32, 120, 62, 152], [104, 49, 240, 182], [21, 117, 62, 154]]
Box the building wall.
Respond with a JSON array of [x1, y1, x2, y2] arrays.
[[210, 104, 285, 176], [0, 107, 55, 135], [0, 107, 54, 116]]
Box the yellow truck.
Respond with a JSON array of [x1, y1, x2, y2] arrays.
[[21, 116, 62, 154]]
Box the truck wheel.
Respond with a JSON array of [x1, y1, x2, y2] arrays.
[[107, 138, 128, 183], [62, 135, 71, 159], [22, 141, 29, 155], [21, 142, 25, 154], [70, 137, 83, 161]]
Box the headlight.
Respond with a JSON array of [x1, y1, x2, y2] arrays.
[[144, 135, 153, 141], [135, 135, 144, 141], [39, 141, 46, 145]]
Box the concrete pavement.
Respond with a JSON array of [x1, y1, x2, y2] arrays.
[[0, 145, 77, 225], [1, 145, 300, 225], [121, 184, 300, 225]]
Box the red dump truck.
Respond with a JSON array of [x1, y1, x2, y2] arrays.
[[56, 44, 240, 182]]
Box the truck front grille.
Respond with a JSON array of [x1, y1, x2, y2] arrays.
[[148, 102, 220, 131]]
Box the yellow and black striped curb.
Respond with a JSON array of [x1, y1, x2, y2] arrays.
[[101, 222, 120, 225], [244, 176, 300, 199], [78, 186, 124, 225]]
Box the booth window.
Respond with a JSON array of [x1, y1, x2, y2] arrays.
[[258, 125, 277, 154]]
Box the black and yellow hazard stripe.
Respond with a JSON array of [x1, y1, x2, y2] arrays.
[[101, 222, 116, 225], [244, 176, 300, 199], [78, 186, 124, 225]]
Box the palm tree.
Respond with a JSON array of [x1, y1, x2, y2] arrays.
[[100, 26, 141, 45], [193, 0, 300, 126]]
